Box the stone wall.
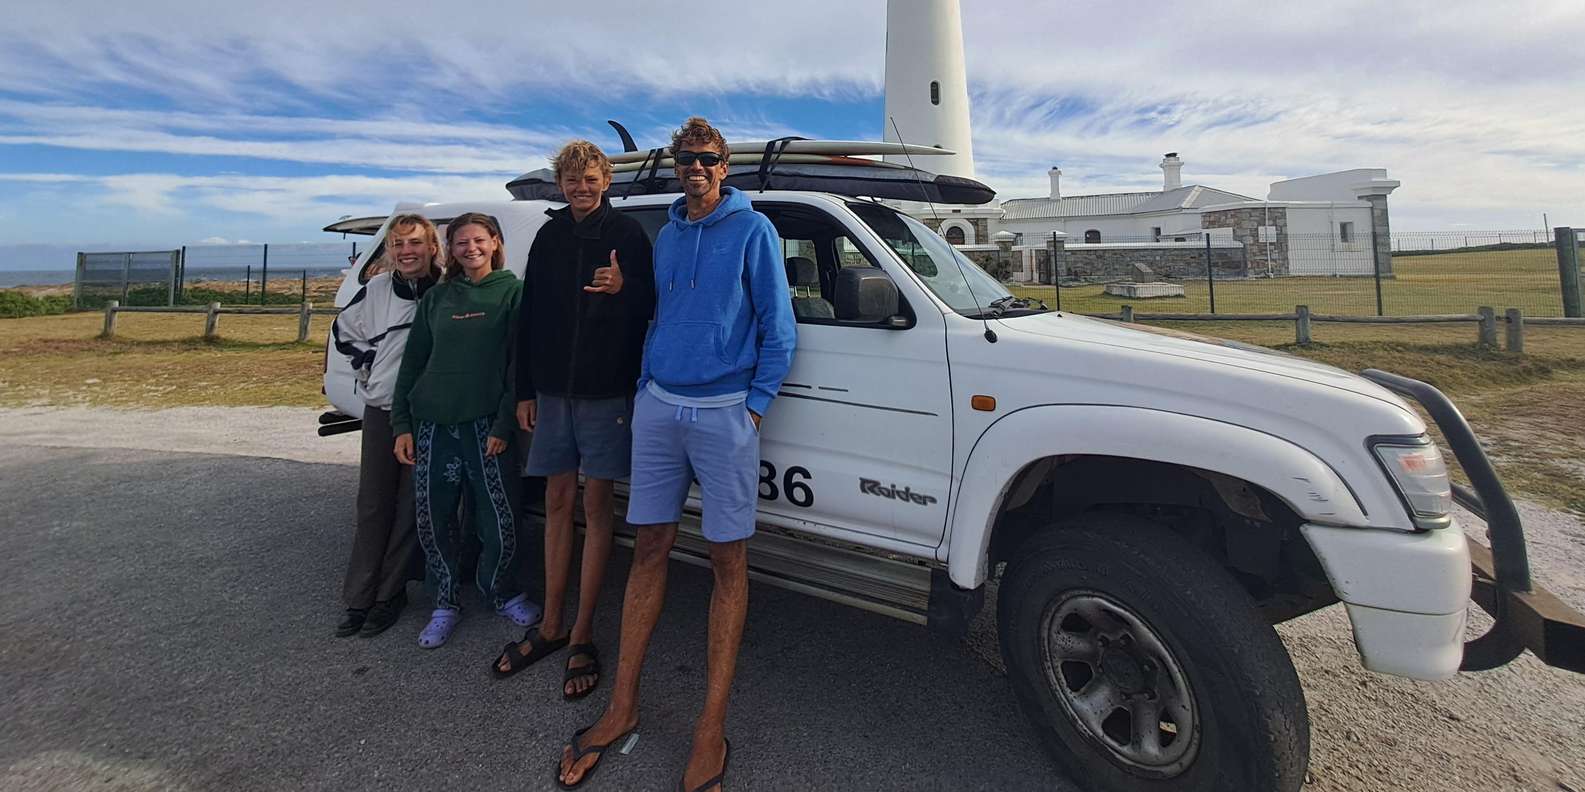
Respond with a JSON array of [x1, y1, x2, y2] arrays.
[[1050, 244, 1248, 283], [1200, 206, 1289, 275], [1363, 194, 1394, 276]]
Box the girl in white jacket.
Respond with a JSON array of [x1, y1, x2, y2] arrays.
[[329, 214, 442, 637]]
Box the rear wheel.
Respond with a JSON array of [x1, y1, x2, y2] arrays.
[[998, 515, 1309, 792]]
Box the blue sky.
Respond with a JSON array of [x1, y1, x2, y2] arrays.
[[2, 0, 1582, 270]]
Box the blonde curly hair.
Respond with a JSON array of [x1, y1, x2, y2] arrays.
[[552, 139, 613, 181]]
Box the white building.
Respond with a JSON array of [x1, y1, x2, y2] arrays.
[[998, 156, 1254, 244], [992, 156, 1401, 279], [878, 0, 1403, 282]]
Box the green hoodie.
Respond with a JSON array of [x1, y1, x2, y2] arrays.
[[391, 269, 521, 440]]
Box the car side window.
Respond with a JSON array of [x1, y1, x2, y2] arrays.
[[357, 241, 386, 284], [760, 205, 909, 328], [617, 203, 908, 327]]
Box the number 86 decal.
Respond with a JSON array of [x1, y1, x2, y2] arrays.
[[759, 461, 814, 508]]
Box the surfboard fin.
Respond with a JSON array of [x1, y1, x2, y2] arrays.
[[607, 120, 638, 153]]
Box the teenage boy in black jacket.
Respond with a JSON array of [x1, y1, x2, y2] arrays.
[[493, 140, 655, 699]]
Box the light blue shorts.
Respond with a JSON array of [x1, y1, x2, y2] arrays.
[[625, 388, 759, 543], [523, 393, 633, 480]]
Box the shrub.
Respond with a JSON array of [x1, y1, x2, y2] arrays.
[[0, 290, 71, 318]]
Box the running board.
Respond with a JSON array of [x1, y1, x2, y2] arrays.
[[534, 496, 933, 625]]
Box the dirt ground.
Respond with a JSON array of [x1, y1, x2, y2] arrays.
[[3, 405, 1583, 791]]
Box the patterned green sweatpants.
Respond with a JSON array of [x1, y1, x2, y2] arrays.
[[414, 416, 521, 611]]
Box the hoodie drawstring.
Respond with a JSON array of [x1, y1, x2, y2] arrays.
[[668, 212, 707, 292]]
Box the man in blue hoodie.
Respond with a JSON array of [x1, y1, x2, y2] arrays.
[[555, 117, 795, 791]]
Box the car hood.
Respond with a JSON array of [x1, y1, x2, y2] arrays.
[[1000, 312, 1407, 408]]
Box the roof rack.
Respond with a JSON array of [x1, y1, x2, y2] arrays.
[[506, 160, 996, 205]]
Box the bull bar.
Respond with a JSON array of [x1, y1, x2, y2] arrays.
[[1362, 369, 1585, 674]]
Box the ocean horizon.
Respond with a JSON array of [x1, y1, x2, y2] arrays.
[[1, 265, 349, 289]]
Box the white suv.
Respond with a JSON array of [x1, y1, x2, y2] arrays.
[[324, 188, 1584, 792]]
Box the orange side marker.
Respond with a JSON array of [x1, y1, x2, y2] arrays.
[[971, 395, 996, 412]]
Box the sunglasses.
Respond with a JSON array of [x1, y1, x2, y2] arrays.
[[673, 151, 724, 167]]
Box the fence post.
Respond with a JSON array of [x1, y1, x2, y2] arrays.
[[245, 264, 252, 302], [178, 245, 187, 303], [167, 250, 178, 307], [1120, 305, 1134, 323], [1204, 235, 1216, 314], [1295, 305, 1312, 346], [1477, 306, 1497, 347], [1505, 308, 1525, 354], [73, 252, 85, 309], [1554, 227, 1581, 318], [297, 301, 313, 343], [300, 269, 308, 302], [1051, 232, 1063, 311], [204, 302, 221, 340], [120, 252, 132, 303], [1370, 226, 1385, 316], [260, 243, 270, 305], [101, 300, 118, 338]]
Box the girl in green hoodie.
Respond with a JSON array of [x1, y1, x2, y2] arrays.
[[392, 212, 541, 648]]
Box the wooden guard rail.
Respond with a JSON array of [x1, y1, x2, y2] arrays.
[[98, 300, 342, 342], [1089, 304, 1585, 352]]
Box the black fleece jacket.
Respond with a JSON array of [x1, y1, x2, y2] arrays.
[[516, 197, 655, 400]]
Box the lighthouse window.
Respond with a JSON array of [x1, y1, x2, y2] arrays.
[[930, 81, 940, 105]]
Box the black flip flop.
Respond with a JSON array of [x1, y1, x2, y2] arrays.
[[555, 722, 638, 790], [491, 628, 570, 679], [677, 738, 730, 792], [562, 643, 602, 701]]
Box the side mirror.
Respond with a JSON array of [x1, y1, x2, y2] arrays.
[[834, 267, 902, 325]]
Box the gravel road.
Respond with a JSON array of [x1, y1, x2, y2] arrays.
[[2, 406, 1582, 791]]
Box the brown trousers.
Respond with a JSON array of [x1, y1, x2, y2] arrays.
[[341, 406, 420, 609]]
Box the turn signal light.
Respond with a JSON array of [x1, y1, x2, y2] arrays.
[[972, 395, 996, 412]]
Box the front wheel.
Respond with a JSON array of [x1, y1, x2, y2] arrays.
[[998, 515, 1309, 792]]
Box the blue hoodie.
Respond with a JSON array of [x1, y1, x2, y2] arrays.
[[638, 187, 796, 416]]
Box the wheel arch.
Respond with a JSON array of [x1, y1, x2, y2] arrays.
[[943, 405, 1366, 595]]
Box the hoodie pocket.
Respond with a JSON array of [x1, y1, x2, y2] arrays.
[[646, 320, 729, 385]]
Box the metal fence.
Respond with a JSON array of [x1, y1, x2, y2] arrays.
[[1014, 228, 1584, 318], [74, 242, 358, 309], [73, 251, 180, 309]]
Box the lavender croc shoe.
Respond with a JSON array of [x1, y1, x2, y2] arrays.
[[418, 609, 459, 649], [496, 594, 543, 628]]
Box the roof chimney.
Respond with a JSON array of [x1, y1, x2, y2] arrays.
[[1049, 166, 1062, 199], [1160, 152, 1182, 191]]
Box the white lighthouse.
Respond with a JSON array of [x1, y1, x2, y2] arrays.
[[882, 0, 976, 178]]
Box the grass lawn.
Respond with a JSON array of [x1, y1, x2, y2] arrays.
[[1012, 247, 1578, 317], [1, 310, 1581, 514], [0, 312, 334, 408]]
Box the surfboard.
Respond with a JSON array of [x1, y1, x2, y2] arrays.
[[606, 140, 953, 166], [610, 153, 914, 174], [506, 161, 997, 205]]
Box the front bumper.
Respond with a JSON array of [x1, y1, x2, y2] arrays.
[[1302, 522, 1470, 679], [1333, 369, 1585, 677]]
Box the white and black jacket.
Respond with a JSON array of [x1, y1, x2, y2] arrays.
[[332, 272, 436, 409]]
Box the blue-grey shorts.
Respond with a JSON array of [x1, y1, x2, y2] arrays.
[[625, 388, 759, 543], [523, 393, 633, 480]]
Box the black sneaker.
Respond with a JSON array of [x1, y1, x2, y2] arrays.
[[360, 591, 407, 637], [335, 608, 368, 638]]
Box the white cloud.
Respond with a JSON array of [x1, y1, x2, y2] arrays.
[[1, 0, 1582, 232]]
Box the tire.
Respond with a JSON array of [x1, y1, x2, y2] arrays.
[[998, 514, 1309, 792]]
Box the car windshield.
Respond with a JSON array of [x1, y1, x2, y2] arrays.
[[847, 202, 1016, 317]]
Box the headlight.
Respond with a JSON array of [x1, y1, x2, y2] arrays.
[[1372, 437, 1453, 529]]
